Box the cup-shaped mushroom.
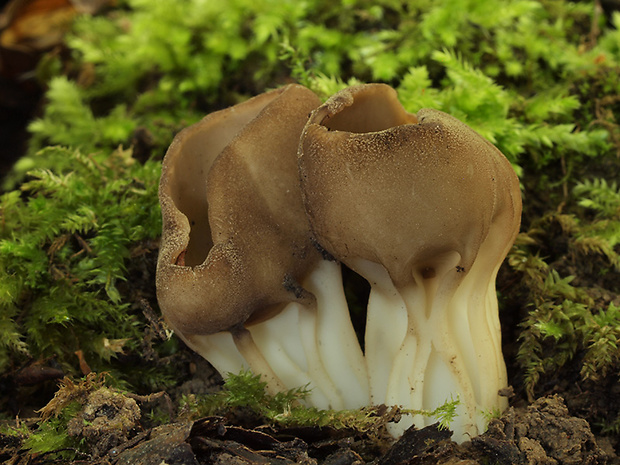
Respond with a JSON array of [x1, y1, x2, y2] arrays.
[[157, 85, 369, 410], [298, 83, 522, 441]]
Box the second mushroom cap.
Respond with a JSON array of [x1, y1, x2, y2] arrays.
[[298, 83, 518, 287], [298, 83, 521, 441]]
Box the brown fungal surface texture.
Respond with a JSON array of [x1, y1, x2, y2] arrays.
[[157, 84, 322, 337], [298, 83, 521, 442]]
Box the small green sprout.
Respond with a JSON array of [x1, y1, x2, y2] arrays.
[[23, 401, 86, 459], [180, 371, 461, 438]]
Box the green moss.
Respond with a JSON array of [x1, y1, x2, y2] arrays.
[[22, 400, 86, 459], [18, 0, 618, 185], [0, 147, 163, 387], [509, 177, 620, 399], [18, 373, 109, 459], [179, 371, 459, 437]]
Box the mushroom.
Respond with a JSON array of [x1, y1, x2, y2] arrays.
[[298, 83, 522, 441], [156, 84, 369, 410]]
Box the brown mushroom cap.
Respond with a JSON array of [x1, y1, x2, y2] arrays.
[[298, 83, 521, 440], [299, 84, 521, 288], [157, 84, 322, 337]]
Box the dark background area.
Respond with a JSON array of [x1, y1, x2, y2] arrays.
[[0, 0, 51, 182]]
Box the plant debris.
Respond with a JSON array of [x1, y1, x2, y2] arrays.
[[474, 395, 611, 465], [66, 386, 140, 458]]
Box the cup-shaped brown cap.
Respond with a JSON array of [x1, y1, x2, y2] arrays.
[[157, 85, 322, 336], [298, 84, 521, 287]]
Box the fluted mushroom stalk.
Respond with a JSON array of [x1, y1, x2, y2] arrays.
[[157, 85, 369, 410], [298, 84, 521, 441]]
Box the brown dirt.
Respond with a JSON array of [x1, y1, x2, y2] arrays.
[[3, 386, 617, 464]]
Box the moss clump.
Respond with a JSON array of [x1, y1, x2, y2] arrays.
[[20, 373, 106, 459], [17, 372, 141, 460], [21, 400, 86, 460], [0, 147, 170, 390], [509, 176, 620, 401], [179, 371, 459, 439], [19, 1, 618, 180]]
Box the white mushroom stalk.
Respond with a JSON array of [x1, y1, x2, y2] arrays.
[[298, 84, 522, 442], [156, 85, 369, 411]]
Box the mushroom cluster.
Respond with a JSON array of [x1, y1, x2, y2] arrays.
[[156, 83, 522, 442]]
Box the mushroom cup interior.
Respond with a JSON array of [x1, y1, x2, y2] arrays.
[[319, 84, 418, 133]]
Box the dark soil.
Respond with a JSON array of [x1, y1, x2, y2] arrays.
[[3, 385, 617, 464]]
